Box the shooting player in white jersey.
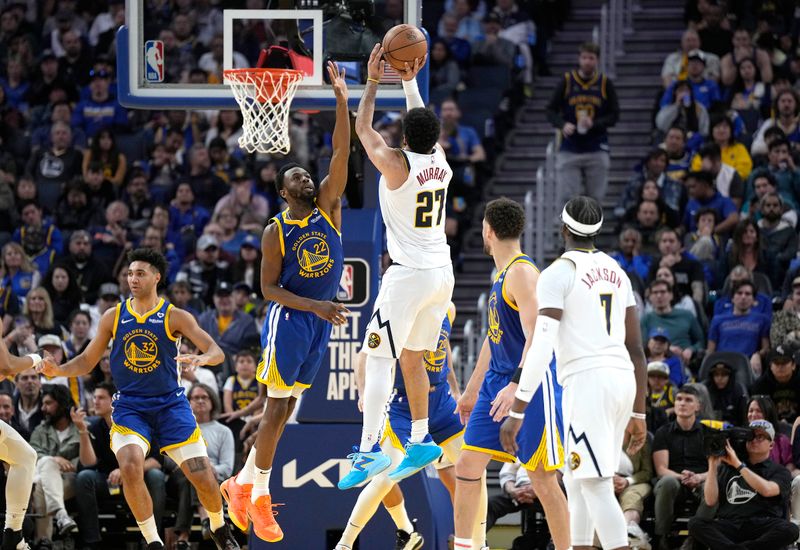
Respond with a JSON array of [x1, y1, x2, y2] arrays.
[[339, 44, 456, 489], [500, 196, 648, 550]]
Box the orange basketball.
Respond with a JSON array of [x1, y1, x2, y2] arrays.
[[382, 24, 428, 72]]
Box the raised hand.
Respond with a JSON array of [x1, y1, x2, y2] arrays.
[[327, 60, 348, 101], [367, 43, 385, 82], [70, 406, 88, 432], [398, 54, 427, 81]]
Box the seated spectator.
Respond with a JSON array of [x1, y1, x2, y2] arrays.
[[83, 161, 116, 215], [41, 263, 82, 327], [648, 227, 706, 305], [218, 180, 268, 236], [717, 219, 769, 287], [741, 171, 798, 227], [439, 0, 483, 43], [140, 226, 180, 285], [713, 265, 772, 320], [652, 385, 715, 550], [471, 13, 517, 70], [610, 227, 652, 284], [746, 138, 800, 210], [688, 420, 798, 550], [703, 361, 748, 425], [659, 50, 721, 111], [167, 281, 202, 318], [661, 29, 721, 88], [213, 208, 247, 257], [618, 179, 681, 232], [641, 279, 705, 365], [750, 89, 800, 157], [197, 282, 259, 361], [616, 148, 685, 218], [773, 275, 800, 348], [63, 310, 90, 360], [30, 384, 79, 542], [30, 100, 86, 153], [185, 144, 229, 210], [121, 168, 154, 238], [748, 396, 795, 474], [684, 208, 722, 266], [13, 368, 43, 441], [177, 339, 218, 397], [682, 170, 739, 237], [720, 27, 774, 87], [693, 133, 748, 206], [28, 50, 79, 109], [89, 200, 132, 268], [488, 0, 534, 88], [148, 143, 180, 203], [149, 204, 184, 259], [208, 137, 243, 184], [707, 280, 770, 374], [81, 127, 127, 188], [169, 182, 211, 256], [177, 236, 232, 305], [729, 57, 771, 136], [0, 242, 39, 300], [646, 326, 686, 387], [58, 30, 92, 90], [655, 80, 710, 146], [71, 69, 128, 140], [15, 200, 63, 277], [25, 121, 83, 212], [222, 349, 259, 451], [230, 235, 261, 294], [648, 360, 676, 417], [751, 344, 800, 424], [55, 179, 97, 235], [87, 283, 121, 338], [204, 111, 244, 158], [170, 383, 233, 546], [232, 283, 255, 316], [61, 230, 112, 304], [758, 192, 798, 288], [486, 461, 538, 533], [73, 382, 166, 548], [620, 200, 664, 255], [614, 441, 653, 549], [648, 264, 705, 323], [662, 126, 692, 183], [429, 39, 462, 99]]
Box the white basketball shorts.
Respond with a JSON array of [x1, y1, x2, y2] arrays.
[[362, 263, 454, 358], [561, 367, 635, 479]]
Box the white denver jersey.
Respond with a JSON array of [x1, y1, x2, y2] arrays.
[[378, 145, 451, 269], [537, 249, 636, 384]]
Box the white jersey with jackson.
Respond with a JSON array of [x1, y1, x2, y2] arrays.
[[379, 145, 452, 269], [537, 249, 636, 383]]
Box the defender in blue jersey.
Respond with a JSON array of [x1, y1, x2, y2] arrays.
[[220, 62, 351, 544], [40, 249, 239, 550], [452, 199, 569, 550]]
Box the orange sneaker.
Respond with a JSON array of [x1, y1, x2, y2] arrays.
[[220, 476, 251, 532], [246, 494, 284, 542]]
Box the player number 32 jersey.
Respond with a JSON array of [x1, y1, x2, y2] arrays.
[[379, 145, 452, 269]]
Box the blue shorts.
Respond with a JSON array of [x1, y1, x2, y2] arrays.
[[257, 303, 332, 397], [110, 389, 201, 454], [383, 383, 464, 450], [463, 368, 564, 470]]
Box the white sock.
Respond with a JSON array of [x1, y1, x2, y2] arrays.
[[386, 501, 413, 533], [55, 509, 69, 521], [454, 536, 473, 549], [409, 418, 428, 443], [137, 516, 162, 545], [359, 356, 395, 452], [252, 467, 272, 502], [207, 508, 225, 531], [236, 445, 257, 485]]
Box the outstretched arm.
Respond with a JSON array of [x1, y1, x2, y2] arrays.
[[316, 61, 350, 216], [41, 308, 116, 378], [0, 319, 39, 377], [355, 44, 408, 190]]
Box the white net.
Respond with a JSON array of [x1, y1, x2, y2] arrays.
[[224, 68, 304, 155]]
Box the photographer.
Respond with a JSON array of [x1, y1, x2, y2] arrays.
[[688, 420, 798, 549]]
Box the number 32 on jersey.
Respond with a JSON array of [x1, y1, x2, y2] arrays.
[[415, 189, 445, 228]]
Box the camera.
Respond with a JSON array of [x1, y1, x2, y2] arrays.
[[703, 426, 754, 457]]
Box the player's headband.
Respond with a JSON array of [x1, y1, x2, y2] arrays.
[[561, 206, 602, 237]]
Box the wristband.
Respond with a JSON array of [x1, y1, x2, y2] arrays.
[[631, 412, 646, 420], [508, 410, 525, 420], [626, 476, 635, 487], [26, 354, 42, 369], [367, 77, 380, 84], [736, 463, 746, 472], [511, 368, 522, 384]]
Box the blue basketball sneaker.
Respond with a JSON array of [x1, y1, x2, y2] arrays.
[[387, 436, 443, 481], [337, 446, 392, 490]]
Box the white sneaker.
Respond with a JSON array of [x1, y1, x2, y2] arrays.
[[628, 522, 652, 550], [55, 514, 77, 536]]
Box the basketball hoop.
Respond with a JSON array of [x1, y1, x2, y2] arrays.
[[224, 68, 304, 155]]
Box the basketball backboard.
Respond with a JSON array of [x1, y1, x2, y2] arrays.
[[117, 0, 429, 110]]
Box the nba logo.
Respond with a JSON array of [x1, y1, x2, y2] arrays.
[[144, 40, 164, 82], [337, 264, 353, 301]]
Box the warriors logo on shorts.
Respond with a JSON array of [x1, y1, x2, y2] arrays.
[[367, 332, 381, 349], [569, 451, 581, 470]]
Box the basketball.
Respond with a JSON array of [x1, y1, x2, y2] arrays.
[[382, 24, 428, 72]]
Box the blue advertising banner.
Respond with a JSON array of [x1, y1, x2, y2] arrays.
[[296, 208, 383, 423], [248, 423, 454, 550]]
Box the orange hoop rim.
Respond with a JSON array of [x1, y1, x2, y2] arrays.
[[223, 68, 304, 83]]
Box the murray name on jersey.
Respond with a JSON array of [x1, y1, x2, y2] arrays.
[[416, 165, 450, 186]]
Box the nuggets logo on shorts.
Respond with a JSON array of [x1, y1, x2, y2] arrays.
[[569, 451, 581, 470], [488, 292, 503, 344], [122, 329, 162, 374], [293, 232, 335, 278], [368, 332, 381, 348], [423, 328, 448, 373]]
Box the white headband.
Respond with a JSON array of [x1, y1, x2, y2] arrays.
[[561, 206, 602, 237]]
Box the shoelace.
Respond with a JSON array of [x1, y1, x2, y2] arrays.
[[254, 499, 284, 517]]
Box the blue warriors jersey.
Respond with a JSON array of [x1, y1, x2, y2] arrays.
[[395, 310, 453, 395], [227, 376, 259, 411], [110, 298, 180, 397], [487, 254, 538, 375], [561, 70, 611, 153], [271, 203, 344, 301]]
